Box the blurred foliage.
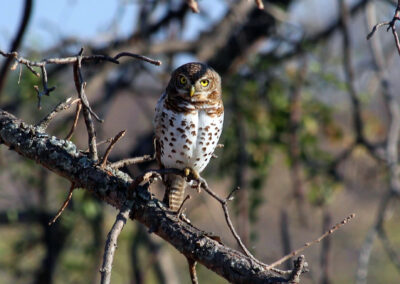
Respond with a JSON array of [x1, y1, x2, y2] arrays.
[[218, 56, 345, 226]]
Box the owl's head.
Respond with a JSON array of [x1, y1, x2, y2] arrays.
[[166, 62, 221, 103]]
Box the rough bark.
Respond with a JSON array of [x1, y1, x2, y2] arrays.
[[0, 108, 290, 283]]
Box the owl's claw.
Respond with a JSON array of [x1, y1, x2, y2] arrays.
[[183, 167, 200, 180]]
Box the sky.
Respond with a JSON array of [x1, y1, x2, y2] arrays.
[[1, 0, 140, 50], [0, 0, 369, 51], [0, 0, 227, 52]]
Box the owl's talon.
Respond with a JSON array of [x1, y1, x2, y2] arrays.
[[183, 167, 200, 180]]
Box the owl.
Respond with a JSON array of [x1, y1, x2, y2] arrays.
[[153, 62, 224, 212]]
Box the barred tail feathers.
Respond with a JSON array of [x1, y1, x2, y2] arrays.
[[163, 174, 186, 212]]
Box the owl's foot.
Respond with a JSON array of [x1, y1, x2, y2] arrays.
[[184, 167, 202, 193], [183, 167, 200, 180]]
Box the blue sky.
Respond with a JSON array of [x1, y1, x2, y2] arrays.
[[0, 1, 139, 50], [0, 0, 227, 52]]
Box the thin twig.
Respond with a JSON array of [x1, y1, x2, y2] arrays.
[[113, 52, 162, 66], [0, 49, 161, 107], [65, 101, 82, 140], [185, 0, 200, 13], [391, 23, 400, 56], [177, 195, 191, 217], [110, 155, 155, 169], [267, 213, 355, 269], [82, 137, 114, 152], [100, 203, 131, 284], [0, 49, 161, 68], [227, 186, 240, 201], [34, 64, 56, 109], [195, 177, 262, 265], [36, 97, 80, 130], [366, 0, 400, 56], [255, 0, 264, 10], [366, 21, 391, 40], [48, 183, 75, 225], [73, 48, 98, 162], [187, 257, 199, 284], [100, 130, 126, 168]]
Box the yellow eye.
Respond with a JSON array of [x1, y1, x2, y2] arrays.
[[200, 79, 209, 87], [179, 76, 187, 85]]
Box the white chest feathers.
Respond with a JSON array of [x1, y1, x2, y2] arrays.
[[155, 103, 223, 172]]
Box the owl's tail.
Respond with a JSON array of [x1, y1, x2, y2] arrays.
[[163, 173, 186, 212]]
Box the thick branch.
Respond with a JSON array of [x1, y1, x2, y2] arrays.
[[0, 109, 288, 283]]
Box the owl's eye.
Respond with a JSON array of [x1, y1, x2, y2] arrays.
[[179, 76, 187, 85], [200, 79, 209, 87]]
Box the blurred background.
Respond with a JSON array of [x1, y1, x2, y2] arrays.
[[1, 0, 400, 283]]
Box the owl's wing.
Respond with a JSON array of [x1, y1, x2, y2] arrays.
[[153, 92, 167, 168]]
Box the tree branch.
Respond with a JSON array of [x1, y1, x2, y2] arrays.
[[100, 203, 131, 284], [0, 108, 289, 283]]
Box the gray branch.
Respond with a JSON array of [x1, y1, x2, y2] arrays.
[[100, 203, 131, 284], [0, 109, 290, 283]]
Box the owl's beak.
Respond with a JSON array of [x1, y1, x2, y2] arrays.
[[189, 85, 195, 97]]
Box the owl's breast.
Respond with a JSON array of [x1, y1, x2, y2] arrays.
[[155, 102, 223, 172]]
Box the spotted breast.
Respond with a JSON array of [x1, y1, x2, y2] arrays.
[[154, 92, 223, 173]]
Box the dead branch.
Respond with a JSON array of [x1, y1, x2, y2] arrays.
[[34, 65, 56, 109], [73, 48, 99, 161], [36, 97, 80, 131], [110, 155, 155, 169], [185, 0, 199, 13], [100, 130, 126, 168], [48, 183, 75, 226], [366, 0, 400, 56], [65, 101, 82, 140], [192, 176, 265, 268], [0, 48, 161, 107], [113, 52, 161, 66], [0, 109, 289, 283], [267, 214, 355, 269], [177, 195, 191, 218], [100, 203, 131, 284], [0, 47, 161, 163], [255, 0, 264, 10], [187, 257, 199, 284]]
